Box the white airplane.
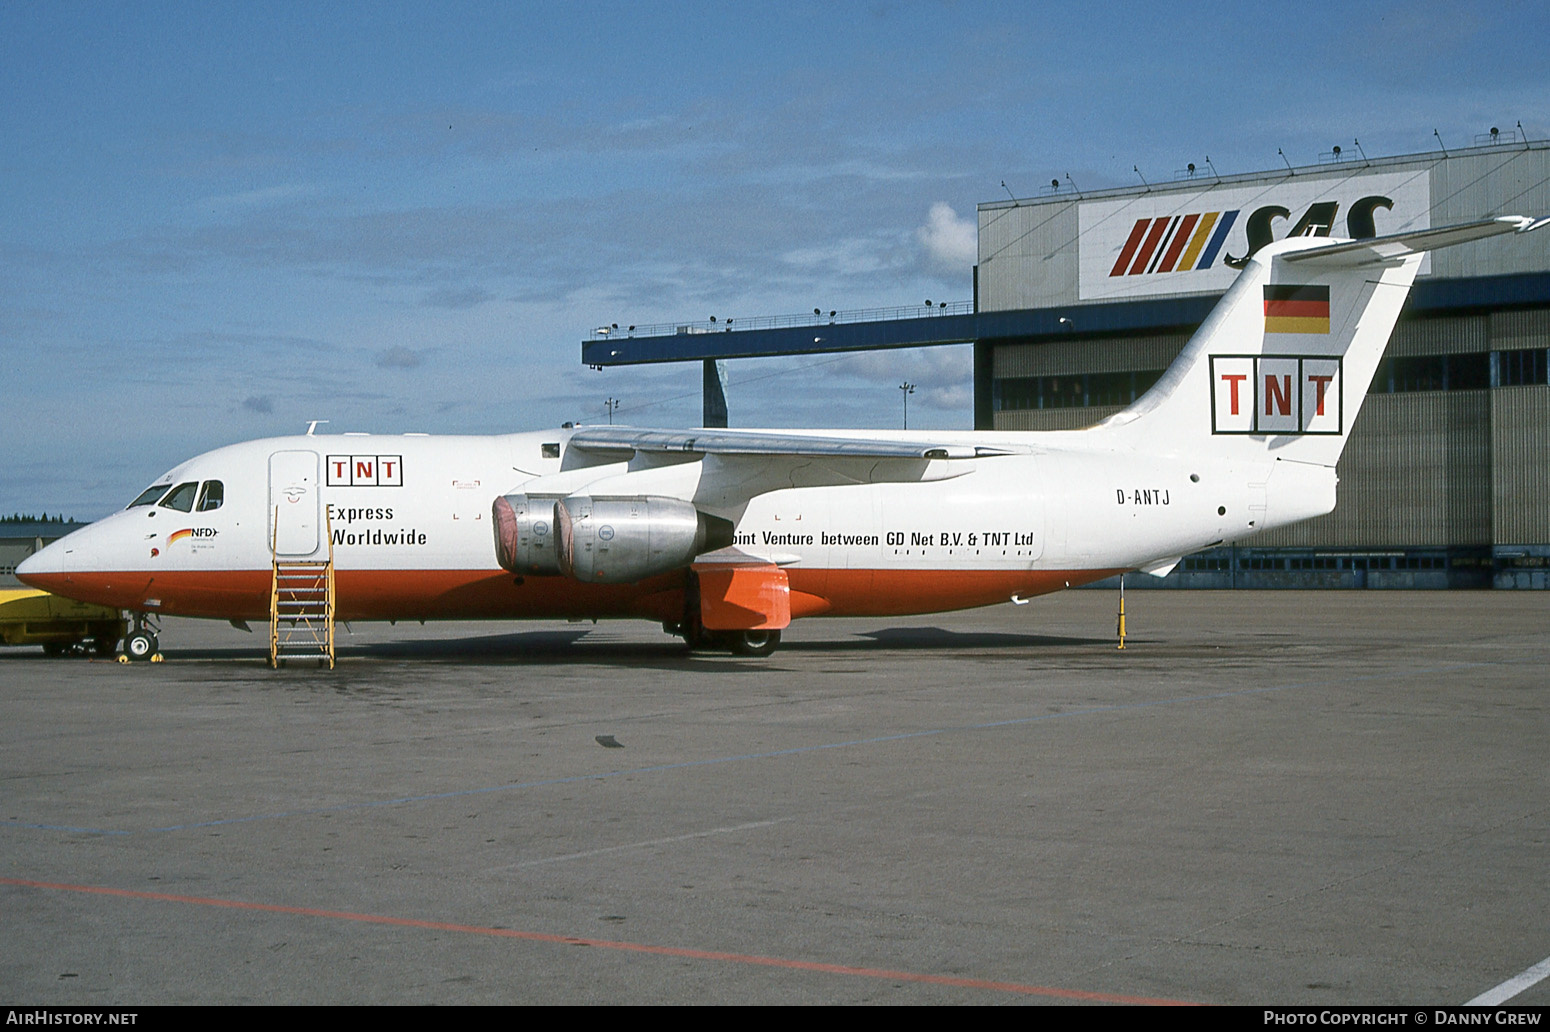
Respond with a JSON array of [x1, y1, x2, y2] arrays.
[[18, 216, 1543, 660]]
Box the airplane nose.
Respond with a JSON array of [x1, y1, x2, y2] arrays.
[[16, 539, 70, 586]]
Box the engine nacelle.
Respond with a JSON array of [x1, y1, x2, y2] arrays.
[[492, 493, 563, 575], [555, 495, 732, 584]]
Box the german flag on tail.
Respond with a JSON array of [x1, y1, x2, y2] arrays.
[[1264, 285, 1330, 334]]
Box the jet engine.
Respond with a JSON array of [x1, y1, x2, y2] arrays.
[[493, 493, 733, 583], [491, 493, 563, 575]]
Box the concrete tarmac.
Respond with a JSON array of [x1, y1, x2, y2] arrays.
[[2, 590, 1547, 1005]]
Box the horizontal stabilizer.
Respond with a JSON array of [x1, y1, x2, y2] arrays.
[[1283, 215, 1537, 266], [569, 426, 1016, 460]]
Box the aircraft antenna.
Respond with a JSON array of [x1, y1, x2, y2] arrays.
[[306, 420, 329, 436]]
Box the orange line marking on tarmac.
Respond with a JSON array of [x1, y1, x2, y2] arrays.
[[2, 876, 1201, 1005]]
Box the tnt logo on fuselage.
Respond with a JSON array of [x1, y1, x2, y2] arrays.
[[1210, 356, 1342, 435], [326, 455, 403, 487]]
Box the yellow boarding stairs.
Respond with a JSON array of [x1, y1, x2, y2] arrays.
[[269, 508, 336, 668]]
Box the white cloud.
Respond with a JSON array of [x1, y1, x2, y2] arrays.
[[916, 202, 977, 271], [779, 236, 897, 276]]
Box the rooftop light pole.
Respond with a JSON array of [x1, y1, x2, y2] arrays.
[[899, 381, 915, 430]]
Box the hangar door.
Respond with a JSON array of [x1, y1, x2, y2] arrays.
[[269, 450, 320, 556]]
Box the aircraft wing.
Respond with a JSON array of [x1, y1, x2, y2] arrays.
[[532, 426, 1026, 509], [1283, 215, 1540, 266], [567, 425, 1018, 459]]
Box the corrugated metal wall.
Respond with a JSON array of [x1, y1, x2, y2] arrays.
[[1253, 392, 1493, 548], [977, 201, 1079, 312], [1491, 386, 1550, 544], [1491, 309, 1550, 351], [991, 333, 1187, 379], [1387, 315, 1488, 357], [993, 406, 1120, 431], [1429, 149, 1550, 279]]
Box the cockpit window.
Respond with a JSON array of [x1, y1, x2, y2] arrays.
[[158, 482, 199, 512], [196, 481, 224, 512], [128, 485, 170, 508]]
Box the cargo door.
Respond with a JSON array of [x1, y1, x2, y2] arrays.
[[269, 450, 320, 556]]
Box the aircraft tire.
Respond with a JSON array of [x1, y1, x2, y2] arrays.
[[728, 630, 780, 657], [125, 631, 159, 662], [679, 615, 717, 651]]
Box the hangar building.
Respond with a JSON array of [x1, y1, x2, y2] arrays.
[[974, 140, 1549, 588]]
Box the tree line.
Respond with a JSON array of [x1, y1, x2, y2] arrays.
[[1, 513, 76, 525]]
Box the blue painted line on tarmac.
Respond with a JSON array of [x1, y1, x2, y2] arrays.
[[4, 659, 1495, 837]]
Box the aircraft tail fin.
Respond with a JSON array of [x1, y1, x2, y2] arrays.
[[1100, 216, 1538, 467]]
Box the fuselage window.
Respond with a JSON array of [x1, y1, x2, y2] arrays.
[[127, 485, 171, 508], [196, 481, 224, 512], [158, 482, 199, 512]]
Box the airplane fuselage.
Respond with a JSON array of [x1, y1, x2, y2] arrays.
[[17, 427, 1307, 627]]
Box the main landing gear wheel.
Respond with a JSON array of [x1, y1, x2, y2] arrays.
[[728, 630, 781, 657], [669, 615, 717, 652], [672, 623, 781, 657], [125, 630, 160, 662]]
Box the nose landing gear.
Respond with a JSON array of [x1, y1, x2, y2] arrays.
[[123, 614, 163, 663]]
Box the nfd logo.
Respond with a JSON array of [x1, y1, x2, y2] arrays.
[[326, 454, 403, 486], [1210, 356, 1342, 435]]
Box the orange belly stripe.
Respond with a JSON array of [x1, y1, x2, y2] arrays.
[[22, 566, 1124, 624]]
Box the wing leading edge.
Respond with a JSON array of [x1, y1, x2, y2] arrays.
[[567, 425, 1018, 460]]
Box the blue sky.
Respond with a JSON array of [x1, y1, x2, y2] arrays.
[[3, 0, 1546, 518]]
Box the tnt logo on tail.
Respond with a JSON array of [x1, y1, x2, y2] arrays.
[[1211, 355, 1342, 435]]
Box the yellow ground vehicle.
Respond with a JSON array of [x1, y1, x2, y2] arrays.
[[0, 588, 126, 657]]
